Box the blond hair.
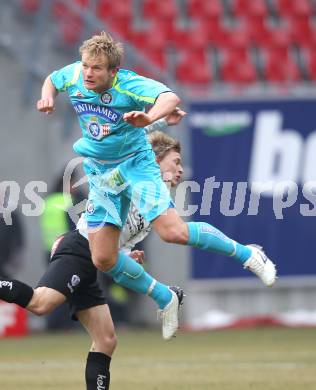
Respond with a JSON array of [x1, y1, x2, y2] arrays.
[[79, 31, 124, 69], [148, 131, 181, 160]]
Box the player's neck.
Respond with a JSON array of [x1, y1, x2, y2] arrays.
[[93, 78, 115, 94]]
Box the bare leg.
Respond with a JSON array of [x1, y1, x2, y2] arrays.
[[27, 287, 66, 315], [77, 305, 116, 390], [88, 226, 121, 271]]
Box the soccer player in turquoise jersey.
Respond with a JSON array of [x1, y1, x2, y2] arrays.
[[37, 32, 276, 320]]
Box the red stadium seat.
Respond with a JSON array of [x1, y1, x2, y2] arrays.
[[172, 24, 210, 50], [148, 19, 177, 43], [176, 47, 209, 65], [304, 48, 316, 81], [264, 28, 293, 55], [130, 26, 168, 51], [175, 49, 212, 84], [187, 0, 223, 20], [96, 0, 133, 38], [176, 63, 212, 84], [97, 0, 132, 19], [263, 49, 301, 82], [219, 28, 255, 83], [194, 19, 229, 47], [129, 26, 169, 69], [142, 0, 178, 21], [52, 1, 68, 18], [52, 1, 85, 45], [240, 15, 270, 46], [132, 65, 161, 80], [220, 50, 257, 84], [276, 0, 312, 17], [226, 27, 252, 51], [139, 47, 168, 69], [232, 0, 268, 18], [74, 0, 89, 7], [287, 14, 313, 46], [53, 0, 89, 18], [107, 19, 133, 39]]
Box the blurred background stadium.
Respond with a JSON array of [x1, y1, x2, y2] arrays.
[[1, 0, 316, 338]]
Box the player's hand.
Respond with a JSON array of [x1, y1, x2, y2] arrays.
[[37, 97, 55, 114], [165, 107, 186, 126], [130, 250, 145, 264], [123, 111, 152, 127]]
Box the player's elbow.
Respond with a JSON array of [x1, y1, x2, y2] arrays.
[[173, 93, 181, 106], [158, 92, 181, 106], [167, 92, 181, 107]]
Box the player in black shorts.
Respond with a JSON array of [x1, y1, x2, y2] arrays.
[[0, 228, 183, 390], [37, 230, 106, 322], [0, 229, 114, 390]]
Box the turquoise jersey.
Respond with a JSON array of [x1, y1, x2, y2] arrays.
[[50, 62, 172, 160]]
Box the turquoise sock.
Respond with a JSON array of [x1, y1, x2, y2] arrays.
[[186, 222, 251, 264], [106, 251, 172, 309]]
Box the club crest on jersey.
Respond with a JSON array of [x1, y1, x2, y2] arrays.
[[88, 121, 101, 139], [86, 200, 95, 214], [101, 124, 110, 136], [87, 121, 111, 140], [101, 92, 112, 104]]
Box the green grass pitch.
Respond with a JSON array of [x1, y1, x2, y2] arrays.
[[0, 327, 316, 389]]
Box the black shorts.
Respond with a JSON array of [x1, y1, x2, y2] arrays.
[[37, 230, 106, 320]]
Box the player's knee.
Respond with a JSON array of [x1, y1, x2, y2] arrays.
[[107, 333, 117, 352], [27, 288, 61, 316], [91, 253, 117, 272], [32, 305, 48, 316], [95, 332, 117, 354], [31, 300, 53, 316]]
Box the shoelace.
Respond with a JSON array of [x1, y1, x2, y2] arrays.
[[244, 249, 266, 272], [249, 259, 265, 274]]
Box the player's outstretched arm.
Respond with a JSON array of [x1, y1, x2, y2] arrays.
[[145, 107, 186, 133], [123, 92, 181, 127], [37, 76, 58, 114], [165, 107, 186, 126]]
